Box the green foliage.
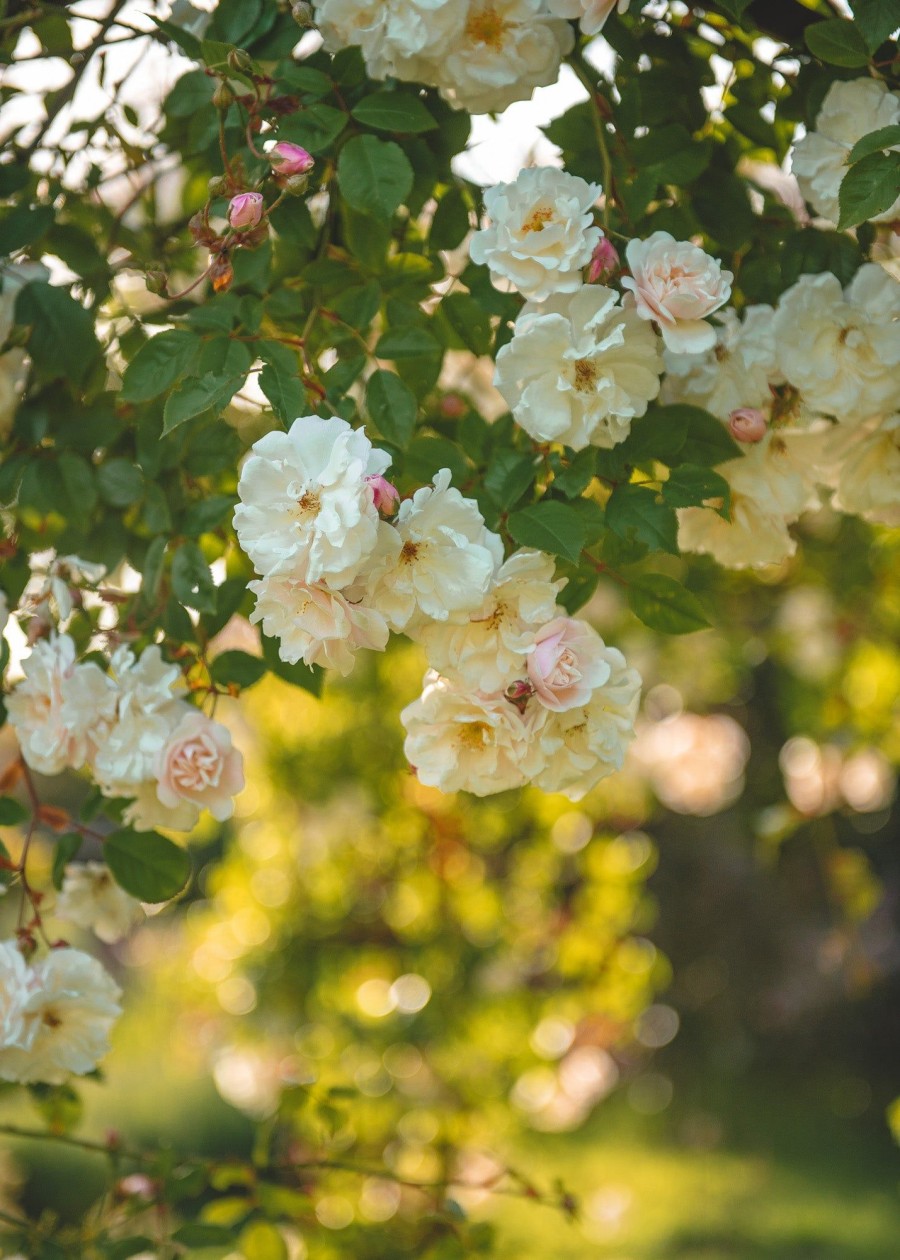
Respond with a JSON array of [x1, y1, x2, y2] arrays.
[[104, 828, 192, 903]]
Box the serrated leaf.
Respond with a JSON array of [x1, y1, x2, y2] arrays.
[[15, 282, 101, 386], [259, 358, 304, 425], [606, 484, 678, 555], [507, 501, 586, 565], [210, 650, 267, 690], [366, 370, 417, 447], [337, 135, 414, 220], [104, 828, 191, 902], [120, 330, 201, 403], [429, 186, 470, 251], [804, 19, 871, 67], [374, 325, 442, 359], [351, 91, 437, 133], [162, 372, 245, 433], [851, 0, 900, 52], [676, 406, 742, 467], [172, 542, 216, 613], [838, 150, 900, 228], [437, 292, 492, 356], [848, 124, 900, 165], [96, 459, 144, 507], [662, 465, 731, 517], [485, 450, 536, 510], [628, 573, 710, 635]]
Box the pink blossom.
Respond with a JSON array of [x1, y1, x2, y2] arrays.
[[527, 617, 613, 712], [268, 142, 314, 176], [366, 473, 400, 515], [728, 407, 768, 443], [587, 236, 620, 283], [228, 192, 264, 230], [622, 231, 733, 354], [155, 710, 244, 822]]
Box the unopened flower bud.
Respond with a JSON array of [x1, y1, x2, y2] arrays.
[[728, 406, 767, 443], [227, 48, 253, 72], [505, 679, 534, 712], [283, 172, 311, 196], [587, 236, 620, 283], [145, 269, 167, 296], [291, 1, 316, 26], [207, 175, 230, 198], [212, 82, 235, 111], [439, 392, 466, 419], [366, 474, 400, 515], [228, 191, 264, 230], [269, 141, 315, 177]]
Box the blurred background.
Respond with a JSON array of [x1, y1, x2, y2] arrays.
[[1, 510, 898, 1258]]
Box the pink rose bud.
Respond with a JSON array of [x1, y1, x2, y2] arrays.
[[439, 393, 466, 419], [228, 191, 264, 230], [587, 236, 620, 283], [366, 474, 400, 515], [268, 142, 315, 176], [728, 407, 767, 443]]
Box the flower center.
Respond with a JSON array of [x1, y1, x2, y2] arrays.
[[573, 358, 598, 392], [465, 6, 507, 49], [522, 206, 555, 233], [296, 490, 320, 518], [458, 721, 489, 750], [400, 540, 420, 565], [42, 1009, 62, 1029]]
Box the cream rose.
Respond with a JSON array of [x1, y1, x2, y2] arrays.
[[527, 617, 614, 712], [622, 231, 733, 354], [155, 709, 244, 823]]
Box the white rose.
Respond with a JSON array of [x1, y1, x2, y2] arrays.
[[0, 942, 31, 1079], [495, 285, 663, 450], [662, 305, 780, 421], [527, 616, 614, 712], [791, 78, 900, 225], [314, 0, 463, 83], [7, 635, 118, 776], [622, 231, 733, 354], [418, 549, 563, 692], [365, 469, 503, 632], [677, 430, 824, 570], [827, 414, 900, 526], [433, 1, 574, 115], [773, 266, 900, 424], [234, 415, 390, 588], [122, 781, 200, 834], [534, 644, 641, 799], [249, 573, 389, 675], [401, 672, 540, 796], [55, 862, 143, 944], [5, 948, 121, 1084], [155, 709, 245, 824], [92, 645, 184, 797], [548, 0, 630, 36], [469, 167, 602, 302]]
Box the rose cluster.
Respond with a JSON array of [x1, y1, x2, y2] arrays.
[[7, 636, 245, 832], [234, 414, 641, 798]]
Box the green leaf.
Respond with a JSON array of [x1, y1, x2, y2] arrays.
[[210, 651, 267, 690], [351, 91, 438, 133], [0, 797, 28, 826], [162, 372, 245, 434], [662, 465, 731, 517], [848, 124, 900, 165], [120, 330, 201, 403], [429, 186, 470, 251], [0, 203, 54, 254], [172, 543, 216, 613], [716, 0, 753, 18], [261, 632, 324, 696], [374, 325, 442, 359], [437, 292, 492, 356], [259, 357, 304, 426], [851, 0, 900, 52], [838, 151, 900, 228], [181, 494, 235, 537], [804, 19, 871, 67], [619, 407, 690, 468], [337, 135, 414, 221], [15, 282, 101, 387], [782, 229, 861, 288], [96, 459, 144, 508], [507, 501, 587, 565], [606, 484, 678, 555], [484, 450, 537, 510], [366, 370, 417, 447], [52, 834, 82, 890], [628, 573, 710, 635], [675, 406, 742, 467], [105, 828, 191, 903], [151, 15, 202, 58], [278, 104, 347, 154]]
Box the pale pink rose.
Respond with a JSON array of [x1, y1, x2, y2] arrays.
[[729, 407, 767, 443], [268, 142, 314, 176], [228, 192, 264, 230], [366, 473, 400, 515], [155, 710, 244, 822], [587, 236, 620, 283], [527, 617, 613, 712], [622, 231, 733, 354]]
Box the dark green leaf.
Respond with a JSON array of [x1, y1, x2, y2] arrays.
[[508, 501, 587, 565], [171, 542, 216, 613], [0, 203, 54, 254], [429, 186, 470, 251], [120, 330, 201, 403], [96, 459, 144, 508], [848, 124, 900, 165], [261, 633, 324, 695], [676, 406, 742, 467], [337, 135, 414, 220], [259, 357, 305, 426], [104, 828, 191, 903], [851, 0, 900, 52], [437, 292, 492, 356], [838, 150, 900, 228], [606, 484, 678, 555], [804, 19, 871, 67], [627, 573, 710, 635], [162, 372, 246, 434], [662, 465, 731, 516], [210, 651, 267, 690], [51, 834, 83, 890], [278, 104, 347, 154], [0, 797, 28, 826], [15, 282, 101, 386], [366, 370, 417, 447], [484, 450, 537, 510], [374, 326, 441, 359], [351, 91, 437, 133]]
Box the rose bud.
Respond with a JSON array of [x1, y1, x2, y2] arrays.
[[268, 142, 315, 177], [728, 407, 767, 443], [366, 474, 400, 515], [587, 236, 620, 283], [228, 191, 264, 231]]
